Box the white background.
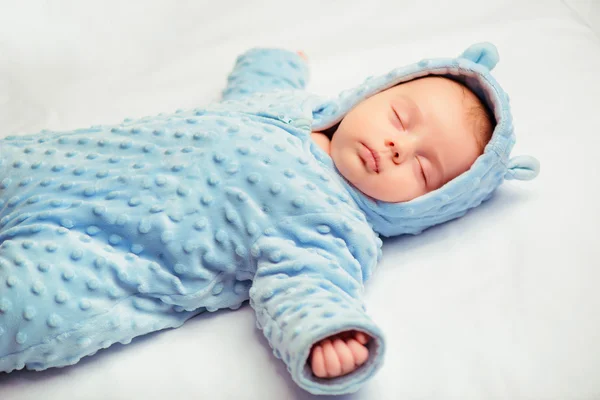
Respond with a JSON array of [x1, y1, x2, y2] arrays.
[[563, 0, 600, 34], [1, 1, 599, 399]]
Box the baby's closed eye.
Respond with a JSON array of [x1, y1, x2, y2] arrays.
[[416, 157, 427, 184]]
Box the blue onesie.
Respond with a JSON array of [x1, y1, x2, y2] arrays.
[[0, 43, 539, 395]]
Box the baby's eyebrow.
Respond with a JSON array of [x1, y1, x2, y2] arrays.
[[399, 96, 422, 129]]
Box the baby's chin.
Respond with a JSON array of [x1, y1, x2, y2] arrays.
[[333, 159, 421, 203], [332, 152, 383, 202], [360, 185, 419, 203], [332, 148, 365, 180]]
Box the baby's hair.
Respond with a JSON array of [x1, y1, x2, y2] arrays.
[[460, 83, 495, 154]]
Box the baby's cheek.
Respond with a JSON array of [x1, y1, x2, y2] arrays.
[[372, 169, 422, 203]]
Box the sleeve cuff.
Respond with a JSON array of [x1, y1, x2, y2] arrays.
[[289, 315, 386, 395], [252, 279, 386, 396]]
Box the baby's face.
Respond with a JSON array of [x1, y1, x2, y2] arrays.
[[330, 76, 482, 202]]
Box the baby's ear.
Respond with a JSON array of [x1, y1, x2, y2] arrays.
[[459, 42, 499, 71]]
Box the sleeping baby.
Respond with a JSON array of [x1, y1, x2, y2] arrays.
[[0, 42, 539, 395]]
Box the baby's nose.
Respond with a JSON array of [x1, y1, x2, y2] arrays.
[[385, 138, 415, 164]]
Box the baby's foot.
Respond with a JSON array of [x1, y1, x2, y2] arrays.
[[309, 331, 370, 378]]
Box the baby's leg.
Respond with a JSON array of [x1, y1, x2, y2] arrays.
[[0, 235, 204, 373], [0, 295, 203, 372], [0, 289, 204, 372]]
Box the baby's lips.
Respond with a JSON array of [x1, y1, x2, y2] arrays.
[[358, 143, 378, 173]]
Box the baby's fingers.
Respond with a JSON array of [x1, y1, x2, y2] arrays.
[[355, 331, 369, 345], [322, 339, 342, 377], [297, 50, 308, 60], [347, 339, 369, 366], [311, 345, 327, 378], [332, 338, 355, 375]]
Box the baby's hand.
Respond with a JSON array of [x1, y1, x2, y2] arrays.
[[297, 50, 308, 61], [310, 331, 371, 378]]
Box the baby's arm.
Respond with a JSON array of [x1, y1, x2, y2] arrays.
[[249, 216, 385, 395], [221, 48, 309, 101]]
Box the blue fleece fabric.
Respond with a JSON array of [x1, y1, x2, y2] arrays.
[[0, 43, 538, 395]]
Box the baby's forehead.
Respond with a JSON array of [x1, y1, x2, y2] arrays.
[[414, 77, 486, 116], [407, 76, 471, 97], [391, 76, 478, 117]]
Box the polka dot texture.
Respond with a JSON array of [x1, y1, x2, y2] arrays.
[[0, 49, 382, 396]]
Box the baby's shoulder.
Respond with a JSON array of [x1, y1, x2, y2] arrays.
[[205, 89, 317, 127]]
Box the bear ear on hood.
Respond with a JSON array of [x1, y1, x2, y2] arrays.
[[505, 155, 541, 181], [459, 42, 499, 71]]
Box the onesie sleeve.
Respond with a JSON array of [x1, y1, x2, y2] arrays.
[[221, 48, 309, 101], [249, 216, 385, 395]]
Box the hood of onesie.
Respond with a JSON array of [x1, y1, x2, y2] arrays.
[[310, 42, 540, 238]]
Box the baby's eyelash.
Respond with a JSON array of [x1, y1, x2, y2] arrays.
[[391, 107, 405, 130], [416, 157, 427, 183]]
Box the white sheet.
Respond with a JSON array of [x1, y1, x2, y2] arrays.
[[1, 1, 599, 399]]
